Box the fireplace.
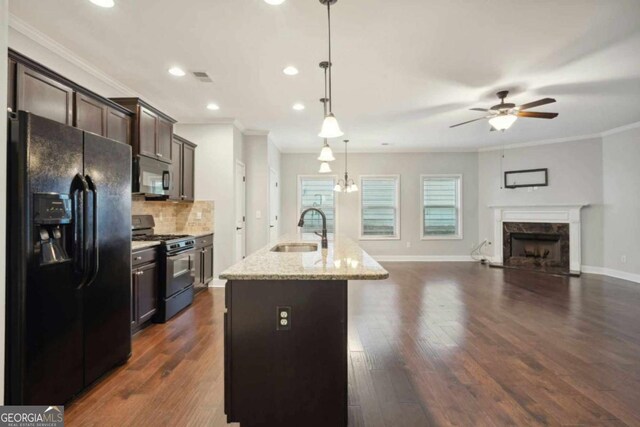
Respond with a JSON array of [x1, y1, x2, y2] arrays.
[[490, 204, 587, 275], [503, 222, 570, 273]]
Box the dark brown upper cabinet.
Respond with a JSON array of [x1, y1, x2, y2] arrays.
[[75, 92, 107, 136], [111, 98, 176, 164], [7, 58, 16, 113], [170, 135, 196, 202], [8, 49, 134, 144], [168, 137, 183, 200], [182, 140, 196, 201], [157, 117, 173, 161], [16, 63, 74, 126], [106, 108, 131, 145]]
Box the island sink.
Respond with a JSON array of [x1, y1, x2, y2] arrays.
[[270, 242, 318, 253]]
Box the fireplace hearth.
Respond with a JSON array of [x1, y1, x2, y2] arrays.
[[502, 222, 570, 274]]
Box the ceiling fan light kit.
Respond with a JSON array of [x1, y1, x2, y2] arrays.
[[450, 91, 558, 131], [489, 113, 518, 131]]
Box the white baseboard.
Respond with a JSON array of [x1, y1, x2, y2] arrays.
[[581, 265, 640, 284], [372, 255, 475, 262], [209, 278, 226, 288]]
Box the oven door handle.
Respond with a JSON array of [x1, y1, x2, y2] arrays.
[[167, 248, 195, 259]]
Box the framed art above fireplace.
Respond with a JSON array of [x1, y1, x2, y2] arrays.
[[504, 168, 548, 189]]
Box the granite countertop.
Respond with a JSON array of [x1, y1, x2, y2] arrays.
[[132, 241, 161, 251], [219, 234, 389, 281]]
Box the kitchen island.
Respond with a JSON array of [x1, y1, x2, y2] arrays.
[[220, 235, 388, 427]]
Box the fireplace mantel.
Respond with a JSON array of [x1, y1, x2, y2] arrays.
[[490, 204, 589, 273]]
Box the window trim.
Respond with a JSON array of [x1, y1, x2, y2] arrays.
[[297, 174, 339, 238], [358, 174, 401, 241], [420, 174, 463, 241]]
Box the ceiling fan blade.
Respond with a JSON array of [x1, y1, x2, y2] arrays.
[[517, 111, 558, 119], [450, 117, 488, 128], [518, 98, 556, 110], [470, 108, 489, 112]]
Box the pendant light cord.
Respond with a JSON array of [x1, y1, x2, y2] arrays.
[[327, 1, 333, 113]]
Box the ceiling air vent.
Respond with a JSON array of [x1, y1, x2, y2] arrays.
[[192, 71, 213, 83]]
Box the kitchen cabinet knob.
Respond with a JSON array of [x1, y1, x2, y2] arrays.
[[139, 271, 144, 276], [134, 256, 142, 260], [156, 153, 163, 157], [203, 249, 207, 253]]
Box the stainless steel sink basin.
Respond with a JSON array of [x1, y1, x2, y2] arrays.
[[270, 243, 318, 253]]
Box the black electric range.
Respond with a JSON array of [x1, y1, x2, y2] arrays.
[[132, 215, 196, 322]]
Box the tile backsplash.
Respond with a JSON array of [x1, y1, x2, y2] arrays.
[[132, 199, 214, 235]]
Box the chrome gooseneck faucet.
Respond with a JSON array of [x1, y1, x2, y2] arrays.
[[297, 208, 328, 249]]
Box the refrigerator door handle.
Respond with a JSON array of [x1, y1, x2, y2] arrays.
[[71, 173, 91, 289], [85, 175, 99, 287]]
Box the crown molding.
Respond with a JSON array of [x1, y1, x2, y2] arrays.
[[600, 120, 640, 137], [9, 14, 141, 98], [243, 129, 270, 137]]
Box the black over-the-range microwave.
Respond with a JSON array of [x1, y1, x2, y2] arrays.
[[132, 155, 171, 199]]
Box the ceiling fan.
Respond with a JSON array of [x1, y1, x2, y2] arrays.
[[450, 91, 558, 131]]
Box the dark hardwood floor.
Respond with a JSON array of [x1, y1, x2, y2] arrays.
[[65, 263, 640, 426]]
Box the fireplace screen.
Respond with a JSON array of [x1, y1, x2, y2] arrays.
[[503, 222, 570, 271]]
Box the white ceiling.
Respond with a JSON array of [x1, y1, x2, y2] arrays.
[[9, 0, 640, 152]]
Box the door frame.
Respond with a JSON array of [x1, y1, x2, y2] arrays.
[[269, 167, 280, 245], [234, 160, 246, 261]]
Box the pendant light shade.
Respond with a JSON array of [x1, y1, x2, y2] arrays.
[[489, 113, 517, 131], [319, 162, 332, 173], [318, 143, 335, 161], [319, 113, 344, 138]]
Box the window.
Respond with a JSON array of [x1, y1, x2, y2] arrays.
[[360, 175, 400, 239], [298, 176, 336, 236], [421, 175, 462, 239]]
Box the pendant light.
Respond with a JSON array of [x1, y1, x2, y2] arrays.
[[318, 162, 332, 173], [318, 0, 344, 138], [334, 140, 357, 193], [317, 89, 335, 162]]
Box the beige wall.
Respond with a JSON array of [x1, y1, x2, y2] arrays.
[[175, 124, 242, 277], [281, 151, 480, 258], [1, 0, 8, 405], [478, 137, 605, 267], [603, 126, 640, 277]]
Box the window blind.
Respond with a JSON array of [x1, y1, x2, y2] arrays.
[[361, 177, 398, 237], [423, 177, 459, 236], [300, 177, 335, 234]]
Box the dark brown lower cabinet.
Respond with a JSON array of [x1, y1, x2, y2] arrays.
[[132, 248, 159, 333], [194, 234, 214, 293], [224, 279, 348, 426]]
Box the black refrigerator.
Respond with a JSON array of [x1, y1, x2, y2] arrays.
[[5, 111, 132, 405]]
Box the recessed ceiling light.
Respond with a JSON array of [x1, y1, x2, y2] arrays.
[[264, 0, 286, 5], [89, 0, 115, 7], [168, 67, 186, 77], [292, 103, 305, 111], [207, 103, 220, 111], [283, 66, 299, 76]]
